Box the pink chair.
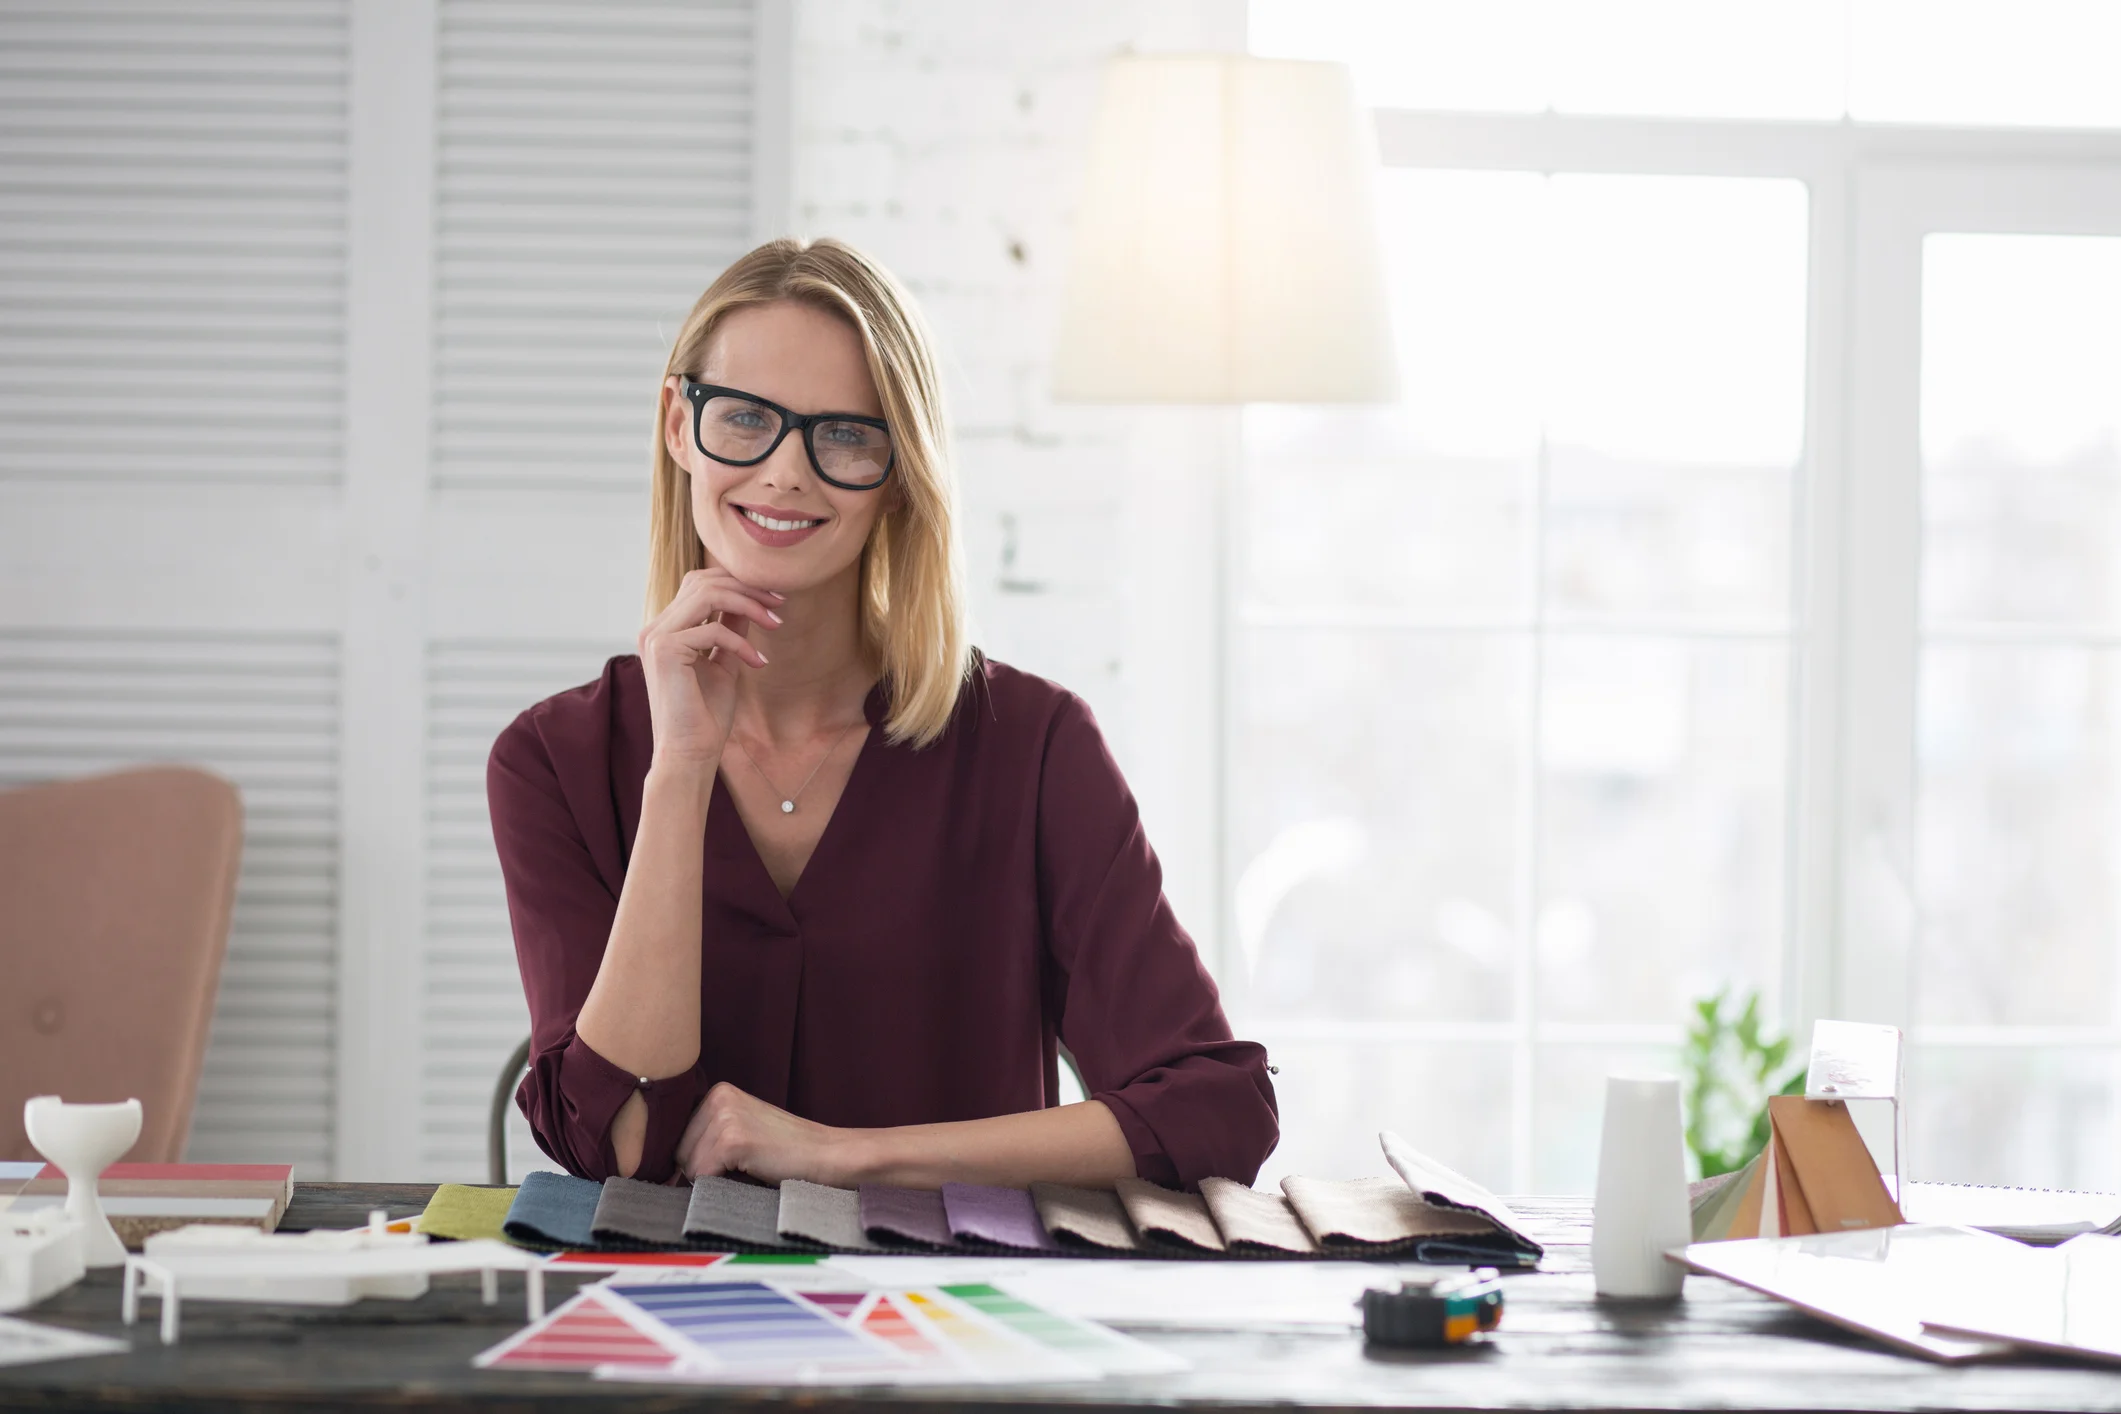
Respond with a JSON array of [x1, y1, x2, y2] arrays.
[[0, 767, 243, 1164]]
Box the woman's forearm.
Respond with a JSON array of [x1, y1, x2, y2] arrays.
[[842, 1100, 1135, 1189], [575, 763, 713, 1090]]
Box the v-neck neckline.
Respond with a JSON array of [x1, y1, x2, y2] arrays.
[[713, 680, 887, 916]]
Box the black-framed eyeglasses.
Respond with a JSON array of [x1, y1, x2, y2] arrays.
[[679, 378, 895, 491]]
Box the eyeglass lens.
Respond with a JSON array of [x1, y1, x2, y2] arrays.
[[697, 393, 891, 486]]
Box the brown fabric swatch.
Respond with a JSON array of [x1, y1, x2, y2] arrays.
[[1281, 1175, 1496, 1253], [1200, 1177, 1320, 1255], [590, 1176, 692, 1248], [1031, 1183, 1140, 1253], [859, 1184, 954, 1249], [1116, 1177, 1226, 1254]]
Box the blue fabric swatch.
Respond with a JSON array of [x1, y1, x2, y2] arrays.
[[501, 1169, 603, 1250]]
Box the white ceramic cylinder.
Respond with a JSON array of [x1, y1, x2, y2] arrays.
[[1590, 1072, 1691, 1299]]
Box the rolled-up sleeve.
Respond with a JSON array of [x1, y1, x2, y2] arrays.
[[488, 711, 708, 1182], [1035, 693, 1279, 1189]]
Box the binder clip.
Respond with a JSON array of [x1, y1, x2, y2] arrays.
[[1359, 1268, 1504, 1348]]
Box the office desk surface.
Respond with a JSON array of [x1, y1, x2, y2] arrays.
[[4, 1182, 2120, 1414]]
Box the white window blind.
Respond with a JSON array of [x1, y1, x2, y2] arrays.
[[0, 1, 350, 1174], [421, 639, 627, 1180], [0, 0, 349, 485], [1, 0, 769, 1178], [414, 0, 762, 1178], [433, 0, 757, 491], [0, 630, 342, 1173]]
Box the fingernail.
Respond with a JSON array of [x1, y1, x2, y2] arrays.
[[767, 610, 783, 623], [756, 652, 769, 664], [769, 591, 787, 600]]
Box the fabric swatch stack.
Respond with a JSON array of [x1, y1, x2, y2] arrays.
[[489, 1132, 1543, 1268]]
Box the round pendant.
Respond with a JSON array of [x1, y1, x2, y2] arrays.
[[780, 800, 795, 814]]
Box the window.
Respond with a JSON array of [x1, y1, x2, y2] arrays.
[[1238, 0, 2121, 1193]]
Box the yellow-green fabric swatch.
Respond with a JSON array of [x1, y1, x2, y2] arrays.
[[417, 1183, 519, 1243]]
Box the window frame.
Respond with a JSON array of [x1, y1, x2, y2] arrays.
[[1226, 108, 2121, 1189]]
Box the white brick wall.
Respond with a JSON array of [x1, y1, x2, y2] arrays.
[[787, 0, 1248, 961]]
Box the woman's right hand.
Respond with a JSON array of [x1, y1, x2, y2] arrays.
[[637, 567, 783, 768]]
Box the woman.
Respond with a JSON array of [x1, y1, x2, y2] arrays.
[[489, 236, 1276, 1190]]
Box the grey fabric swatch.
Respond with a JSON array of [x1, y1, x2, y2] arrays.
[[1116, 1177, 1226, 1254], [860, 1184, 954, 1249], [1281, 1175, 1496, 1254], [501, 1170, 602, 1251], [590, 1176, 692, 1249], [683, 1175, 797, 1250], [1200, 1177, 1319, 1255], [777, 1179, 882, 1252], [1031, 1183, 1140, 1253]]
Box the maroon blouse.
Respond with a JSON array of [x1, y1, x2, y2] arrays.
[[487, 652, 1278, 1189]]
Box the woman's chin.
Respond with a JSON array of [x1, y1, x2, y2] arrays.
[[701, 541, 854, 599]]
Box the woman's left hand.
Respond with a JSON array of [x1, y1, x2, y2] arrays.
[[675, 1081, 863, 1186]]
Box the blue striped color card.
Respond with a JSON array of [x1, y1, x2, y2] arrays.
[[601, 1282, 907, 1375]]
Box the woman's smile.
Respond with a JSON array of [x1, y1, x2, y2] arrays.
[[730, 500, 830, 548]]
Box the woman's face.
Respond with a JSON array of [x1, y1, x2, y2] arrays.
[[663, 299, 895, 595]]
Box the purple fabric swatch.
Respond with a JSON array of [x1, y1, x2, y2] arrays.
[[859, 1184, 954, 1249], [941, 1182, 1059, 1252]]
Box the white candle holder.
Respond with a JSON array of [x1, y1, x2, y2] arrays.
[[23, 1095, 143, 1269], [1591, 1073, 1690, 1300]]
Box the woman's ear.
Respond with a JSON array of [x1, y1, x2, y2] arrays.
[[662, 392, 693, 472]]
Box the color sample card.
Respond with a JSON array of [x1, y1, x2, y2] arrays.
[[794, 1290, 867, 1321], [896, 1288, 1090, 1380], [546, 1250, 731, 1272], [601, 1280, 905, 1375], [858, 1293, 955, 1368], [473, 1292, 686, 1372], [940, 1281, 1185, 1376]]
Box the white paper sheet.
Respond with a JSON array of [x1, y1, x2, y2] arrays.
[[0, 1315, 128, 1369]]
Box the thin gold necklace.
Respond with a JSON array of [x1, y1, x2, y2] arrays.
[[727, 718, 862, 815]]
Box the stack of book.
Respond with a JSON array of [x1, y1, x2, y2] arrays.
[[0, 1161, 292, 1246]]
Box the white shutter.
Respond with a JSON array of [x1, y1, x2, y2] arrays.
[[0, 631, 341, 1173], [0, 1, 349, 1174], [0, 1, 349, 485], [421, 639, 627, 1180], [417, 0, 761, 1178], [433, 0, 757, 490], [2, 0, 769, 1178]]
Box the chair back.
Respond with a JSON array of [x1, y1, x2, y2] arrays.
[[0, 766, 243, 1163]]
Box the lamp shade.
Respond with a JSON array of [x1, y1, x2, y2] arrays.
[[1052, 55, 1397, 404]]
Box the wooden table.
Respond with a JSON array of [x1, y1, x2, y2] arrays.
[[3, 1183, 2119, 1412]]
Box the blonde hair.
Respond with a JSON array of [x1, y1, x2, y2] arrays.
[[646, 238, 971, 749]]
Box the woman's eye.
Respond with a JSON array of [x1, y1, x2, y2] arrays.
[[720, 408, 769, 430]]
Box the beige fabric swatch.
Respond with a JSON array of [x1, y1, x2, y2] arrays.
[[1115, 1177, 1226, 1254], [1282, 1175, 1497, 1253], [1200, 1177, 1320, 1255], [776, 1179, 883, 1252], [1031, 1183, 1140, 1253]]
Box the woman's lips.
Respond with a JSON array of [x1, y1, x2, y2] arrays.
[[730, 502, 827, 549]]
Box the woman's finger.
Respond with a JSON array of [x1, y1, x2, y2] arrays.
[[648, 578, 783, 643], [668, 569, 786, 619], [662, 621, 768, 669]]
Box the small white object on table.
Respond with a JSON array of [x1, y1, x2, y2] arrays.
[[123, 1211, 545, 1344], [0, 1210, 85, 1314]]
